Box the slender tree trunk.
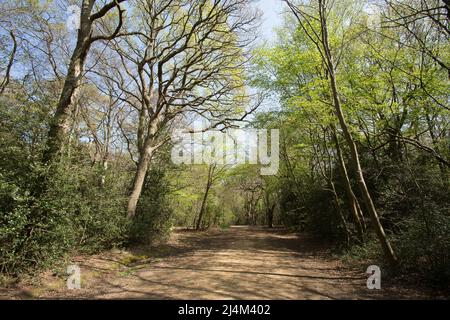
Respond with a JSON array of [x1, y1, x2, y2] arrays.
[[100, 103, 112, 188], [192, 210, 198, 230], [44, 0, 124, 163], [267, 204, 275, 228], [327, 55, 398, 267], [196, 165, 214, 230], [329, 181, 351, 245], [137, 107, 147, 154], [196, 186, 210, 230], [264, 191, 275, 228], [43, 0, 94, 163], [331, 126, 366, 241], [0, 30, 17, 95], [319, 1, 398, 267], [100, 141, 110, 189], [213, 211, 218, 227], [425, 111, 449, 189]]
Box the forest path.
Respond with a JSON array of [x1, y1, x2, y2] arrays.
[[3, 226, 425, 299]]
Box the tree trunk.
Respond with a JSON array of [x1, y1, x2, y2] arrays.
[[267, 203, 275, 228], [327, 56, 398, 267], [264, 190, 275, 228], [329, 181, 351, 245], [127, 144, 153, 219], [196, 182, 211, 230], [331, 126, 366, 241], [196, 165, 214, 230], [43, 0, 94, 163], [319, 1, 398, 267], [425, 110, 449, 189]]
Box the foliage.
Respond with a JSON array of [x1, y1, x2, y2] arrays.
[[250, 0, 450, 283], [129, 167, 174, 244]]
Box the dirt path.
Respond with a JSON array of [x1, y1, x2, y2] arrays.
[[1, 226, 433, 299]]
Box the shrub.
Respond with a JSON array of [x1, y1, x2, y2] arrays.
[[0, 159, 130, 275], [128, 168, 174, 244], [396, 209, 450, 285]]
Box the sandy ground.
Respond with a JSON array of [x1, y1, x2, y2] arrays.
[[0, 226, 443, 299]]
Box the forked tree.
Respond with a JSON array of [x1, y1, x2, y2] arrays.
[[96, 0, 259, 218]]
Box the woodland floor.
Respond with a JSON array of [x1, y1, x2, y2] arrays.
[[0, 226, 444, 299]]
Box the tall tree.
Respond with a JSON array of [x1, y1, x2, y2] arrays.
[[43, 0, 126, 163], [99, 0, 258, 218], [284, 0, 398, 266]]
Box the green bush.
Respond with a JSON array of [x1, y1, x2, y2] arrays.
[[303, 187, 346, 241], [0, 168, 75, 274], [0, 93, 171, 276], [396, 209, 450, 284], [128, 168, 174, 244], [0, 160, 131, 275]]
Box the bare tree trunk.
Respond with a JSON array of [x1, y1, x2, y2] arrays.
[[213, 211, 219, 227], [44, 0, 124, 163], [264, 190, 275, 228], [126, 110, 167, 219], [329, 181, 351, 245], [319, 0, 398, 267], [196, 186, 210, 230], [425, 110, 449, 189], [0, 30, 17, 95], [100, 100, 113, 188], [267, 204, 275, 228], [196, 165, 214, 230], [331, 126, 366, 241], [43, 0, 94, 163], [127, 146, 152, 219], [127, 129, 161, 219], [192, 204, 198, 230], [330, 71, 398, 267]]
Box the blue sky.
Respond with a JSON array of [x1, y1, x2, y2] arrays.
[[255, 0, 285, 43]]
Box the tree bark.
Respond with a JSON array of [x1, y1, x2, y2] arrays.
[[425, 110, 449, 189], [267, 204, 275, 228], [127, 124, 161, 219], [43, 0, 124, 163], [196, 185, 210, 230], [126, 145, 153, 219], [43, 0, 95, 163], [264, 190, 275, 228], [0, 30, 17, 95], [196, 165, 214, 230], [331, 126, 366, 241], [329, 181, 351, 245]]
